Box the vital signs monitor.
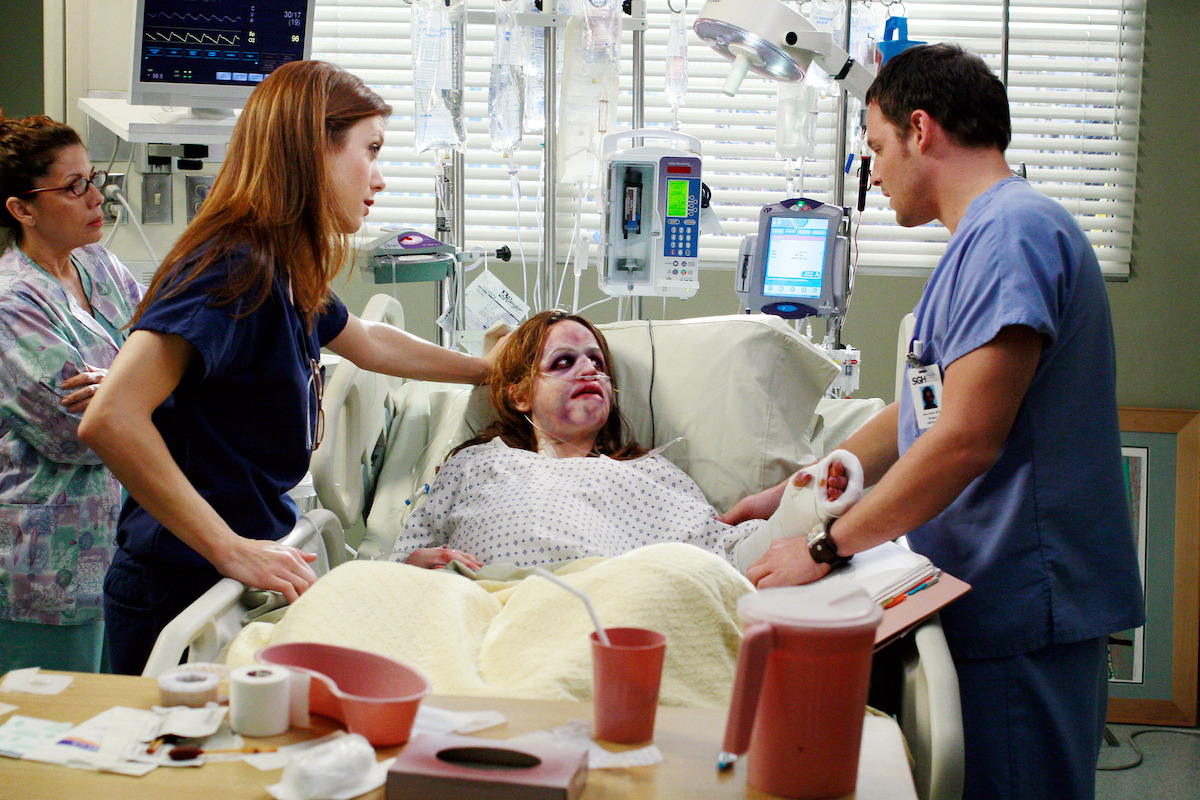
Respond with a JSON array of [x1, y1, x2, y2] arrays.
[[129, 0, 316, 116], [735, 198, 847, 319]]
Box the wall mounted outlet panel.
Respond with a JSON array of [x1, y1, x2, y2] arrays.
[[141, 173, 173, 224], [185, 175, 215, 223]]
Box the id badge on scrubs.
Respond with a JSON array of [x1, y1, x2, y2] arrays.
[[906, 340, 943, 430]]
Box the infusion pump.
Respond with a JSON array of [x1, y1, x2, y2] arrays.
[[599, 130, 703, 299], [735, 198, 847, 319]]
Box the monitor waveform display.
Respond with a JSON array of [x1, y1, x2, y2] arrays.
[[147, 12, 244, 24], [136, 0, 310, 92], [145, 30, 242, 47]]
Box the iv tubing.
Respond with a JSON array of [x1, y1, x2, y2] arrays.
[[555, 183, 592, 309], [110, 188, 159, 264], [101, 203, 124, 248]]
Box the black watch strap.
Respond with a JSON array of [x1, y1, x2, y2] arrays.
[[808, 520, 851, 567]]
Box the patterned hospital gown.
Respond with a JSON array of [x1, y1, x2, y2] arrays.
[[391, 438, 765, 566], [0, 243, 143, 625]]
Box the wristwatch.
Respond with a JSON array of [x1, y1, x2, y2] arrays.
[[807, 520, 851, 568]]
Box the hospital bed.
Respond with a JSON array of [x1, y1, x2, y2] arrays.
[[313, 296, 884, 557], [144, 297, 962, 800]]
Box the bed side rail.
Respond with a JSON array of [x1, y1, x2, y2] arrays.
[[140, 509, 346, 677]]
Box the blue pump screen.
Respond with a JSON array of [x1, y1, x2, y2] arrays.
[[761, 216, 830, 299]]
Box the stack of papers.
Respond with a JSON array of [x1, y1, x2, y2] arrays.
[[831, 540, 939, 607]]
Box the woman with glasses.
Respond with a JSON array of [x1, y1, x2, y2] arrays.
[[0, 114, 144, 672], [78, 61, 490, 675]]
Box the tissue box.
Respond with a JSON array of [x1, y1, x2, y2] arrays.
[[386, 733, 587, 800]]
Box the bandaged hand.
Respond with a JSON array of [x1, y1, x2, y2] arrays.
[[730, 449, 864, 574], [790, 448, 863, 521]]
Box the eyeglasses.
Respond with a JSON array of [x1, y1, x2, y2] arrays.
[[305, 358, 326, 452], [22, 169, 108, 198]]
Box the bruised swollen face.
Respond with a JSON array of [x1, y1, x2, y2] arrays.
[[514, 320, 614, 458]]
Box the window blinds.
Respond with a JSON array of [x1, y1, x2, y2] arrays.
[[312, 0, 1144, 278]]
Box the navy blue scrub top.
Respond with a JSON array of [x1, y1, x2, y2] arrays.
[[115, 250, 349, 570]]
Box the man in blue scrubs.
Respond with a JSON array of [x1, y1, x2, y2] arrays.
[[733, 44, 1144, 799]]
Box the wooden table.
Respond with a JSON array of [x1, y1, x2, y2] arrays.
[[0, 672, 916, 800]]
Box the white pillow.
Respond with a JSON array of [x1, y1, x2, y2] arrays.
[[599, 314, 838, 512]]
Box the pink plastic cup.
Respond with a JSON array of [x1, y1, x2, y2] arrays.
[[590, 627, 667, 744]]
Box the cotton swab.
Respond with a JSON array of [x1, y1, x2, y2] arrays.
[[167, 744, 277, 761], [532, 567, 610, 647]]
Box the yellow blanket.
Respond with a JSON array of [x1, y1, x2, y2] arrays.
[[225, 542, 753, 709]]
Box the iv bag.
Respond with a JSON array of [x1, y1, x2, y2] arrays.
[[583, 0, 622, 67], [413, 0, 467, 154], [851, 0, 888, 68], [665, 7, 688, 125], [808, 0, 846, 42], [775, 81, 820, 160], [557, 0, 620, 185], [521, 0, 546, 135], [797, 0, 843, 92], [490, 0, 525, 156]]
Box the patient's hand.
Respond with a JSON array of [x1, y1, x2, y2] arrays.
[[717, 479, 788, 525], [746, 537, 829, 589], [719, 457, 849, 524], [404, 547, 484, 571]]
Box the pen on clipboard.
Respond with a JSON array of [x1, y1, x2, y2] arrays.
[[883, 577, 939, 609]]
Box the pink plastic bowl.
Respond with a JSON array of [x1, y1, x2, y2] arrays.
[[257, 642, 431, 746]]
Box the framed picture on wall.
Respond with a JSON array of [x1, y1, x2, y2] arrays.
[[1106, 408, 1200, 727]]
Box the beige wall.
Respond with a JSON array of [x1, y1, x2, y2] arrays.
[[47, 0, 1200, 409]]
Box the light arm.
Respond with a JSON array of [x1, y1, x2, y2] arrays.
[[326, 313, 489, 384], [782, 30, 875, 101]]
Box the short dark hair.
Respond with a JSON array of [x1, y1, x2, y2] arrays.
[[0, 114, 83, 242], [865, 43, 1011, 151]]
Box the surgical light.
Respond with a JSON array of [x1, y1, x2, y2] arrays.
[[693, 0, 875, 100]]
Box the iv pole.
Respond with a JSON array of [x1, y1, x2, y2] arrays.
[[826, 0, 854, 350], [630, 0, 646, 320]]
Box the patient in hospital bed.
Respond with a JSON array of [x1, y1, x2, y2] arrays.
[[390, 309, 858, 575], [223, 310, 859, 708]]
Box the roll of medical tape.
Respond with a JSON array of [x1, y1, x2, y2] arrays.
[[158, 664, 224, 708], [229, 665, 292, 737]]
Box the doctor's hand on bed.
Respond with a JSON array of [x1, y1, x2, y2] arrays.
[[217, 538, 318, 603], [403, 546, 484, 571]]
